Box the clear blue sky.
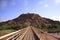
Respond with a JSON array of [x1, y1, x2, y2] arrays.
[[0, 0, 60, 22]]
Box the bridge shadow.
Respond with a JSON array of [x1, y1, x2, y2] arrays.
[[32, 30, 40, 40], [58, 38, 60, 40]]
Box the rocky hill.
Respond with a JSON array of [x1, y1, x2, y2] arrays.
[[0, 13, 60, 32], [0, 13, 59, 26]]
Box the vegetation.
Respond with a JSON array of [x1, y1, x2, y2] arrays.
[[37, 23, 60, 33], [0, 29, 15, 34], [0, 24, 19, 30], [0, 29, 15, 36], [23, 21, 31, 27]]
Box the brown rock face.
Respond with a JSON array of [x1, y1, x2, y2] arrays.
[[0, 13, 59, 26]]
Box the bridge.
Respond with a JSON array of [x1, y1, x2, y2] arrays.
[[0, 26, 60, 40]]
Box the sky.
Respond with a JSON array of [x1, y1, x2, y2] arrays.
[[0, 0, 60, 22]]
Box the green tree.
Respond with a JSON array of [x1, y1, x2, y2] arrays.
[[23, 21, 31, 27], [37, 25, 42, 29]]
